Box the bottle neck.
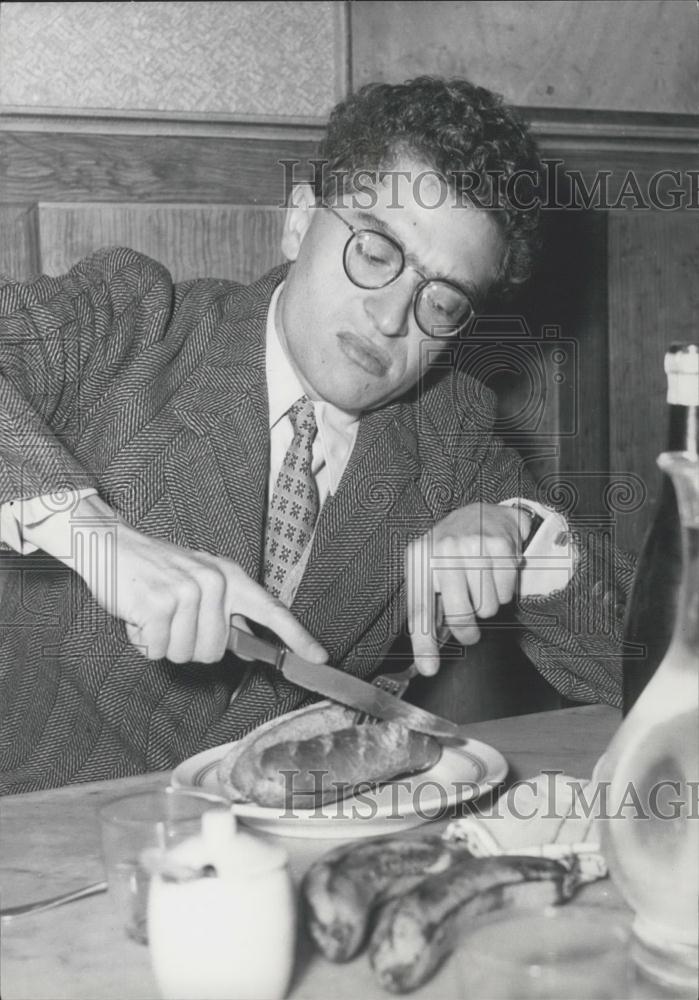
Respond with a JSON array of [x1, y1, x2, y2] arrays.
[[675, 522, 699, 648], [657, 452, 699, 658], [667, 404, 698, 456]]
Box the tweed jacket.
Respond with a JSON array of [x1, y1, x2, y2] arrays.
[[0, 249, 633, 792]]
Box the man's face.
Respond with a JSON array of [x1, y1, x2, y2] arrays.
[[277, 164, 505, 413]]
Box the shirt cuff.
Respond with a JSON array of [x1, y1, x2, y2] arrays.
[[499, 498, 578, 597], [0, 490, 98, 555]]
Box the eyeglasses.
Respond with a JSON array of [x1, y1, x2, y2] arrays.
[[326, 206, 476, 338]]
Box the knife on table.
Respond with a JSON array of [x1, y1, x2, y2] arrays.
[[228, 625, 469, 746]]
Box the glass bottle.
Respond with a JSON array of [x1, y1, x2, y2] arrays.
[[622, 344, 699, 714], [597, 450, 699, 997]]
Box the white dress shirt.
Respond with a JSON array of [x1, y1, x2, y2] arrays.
[[263, 284, 359, 603], [265, 284, 359, 513]]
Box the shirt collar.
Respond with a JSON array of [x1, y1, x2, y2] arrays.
[[265, 283, 359, 493], [265, 283, 304, 430]]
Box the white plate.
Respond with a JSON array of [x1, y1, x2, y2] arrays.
[[171, 701, 508, 839]]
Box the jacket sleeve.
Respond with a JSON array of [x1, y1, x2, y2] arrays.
[[515, 536, 634, 707], [452, 401, 634, 709], [0, 247, 174, 515]]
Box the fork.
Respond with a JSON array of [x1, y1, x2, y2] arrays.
[[354, 662, 420, 724], [0, 880, 108, 921]]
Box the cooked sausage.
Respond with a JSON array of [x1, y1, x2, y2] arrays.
[[368, 854, 582, 993], [302, 835, 466, 962]]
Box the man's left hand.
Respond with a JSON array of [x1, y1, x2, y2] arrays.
[[405, 503, 525, 675]]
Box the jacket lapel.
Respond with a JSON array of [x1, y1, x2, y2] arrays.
[[166, 270, 285, 579], [290, 401, 435, 656]]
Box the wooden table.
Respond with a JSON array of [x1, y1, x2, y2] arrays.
[[1, 705, 621, 1000]]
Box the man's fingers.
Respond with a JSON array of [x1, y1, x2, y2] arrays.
[[224, 569, 327, 663], [467, 567, 499, 618], [165, 587, 201, 663], [110, 533, 326, 666], [125, 622, 148, 656], [405, 536, 441, 675], [434, 564, 480, 645], [230, 613, 251, 634], [408, 627, 441, 676], [126, 618, 170, 661], [407, 621, 443, 675], [191, 599, 228, 664], [189, 568, 228, 662], [406, 561, 440, 675], [491, 559, 519, 607], [404, 506, 532, 672], [434, 595, 453, 645], [263, 599, 328, 663], [442, 614, 480, 645]]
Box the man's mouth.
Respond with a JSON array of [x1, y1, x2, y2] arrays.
[[336, 332, 391, 377]]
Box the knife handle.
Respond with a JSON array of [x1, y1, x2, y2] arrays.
[[227, 623, 284, 668]]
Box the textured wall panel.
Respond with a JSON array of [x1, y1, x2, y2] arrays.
[[352, 0, 699, 114], [0, 1, 344, 119]]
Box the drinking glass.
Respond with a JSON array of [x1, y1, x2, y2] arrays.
[[98, 787, 230, 944]]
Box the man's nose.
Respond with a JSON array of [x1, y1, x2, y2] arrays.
[[363, 275, 415, 337]]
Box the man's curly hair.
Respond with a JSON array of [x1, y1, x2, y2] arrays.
[[315, 77, 542, 295]]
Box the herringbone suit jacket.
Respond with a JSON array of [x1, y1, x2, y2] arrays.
[[0, 249, 632, 792]]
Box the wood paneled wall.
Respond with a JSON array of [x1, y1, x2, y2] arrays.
[[608, 211, 699, 551], [0, 131, 317, 290], [35, 203, 285, 284]]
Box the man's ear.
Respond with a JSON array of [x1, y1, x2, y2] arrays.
[[281, 183, 316, 261]]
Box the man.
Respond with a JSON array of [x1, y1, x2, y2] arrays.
[[0, 77, 632, 792]]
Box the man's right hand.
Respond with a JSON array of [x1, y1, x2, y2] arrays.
[[26, 493, 327, 665]]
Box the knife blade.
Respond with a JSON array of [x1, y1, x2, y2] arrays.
[[228, 626, 469, 745]]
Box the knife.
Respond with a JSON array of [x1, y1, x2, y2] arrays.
[[228, 626, 469, 746]]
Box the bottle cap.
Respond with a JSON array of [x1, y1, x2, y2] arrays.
[[665, 344, 699, 406]]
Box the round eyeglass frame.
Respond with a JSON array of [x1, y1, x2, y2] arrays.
[[326, 207, 476, 339]]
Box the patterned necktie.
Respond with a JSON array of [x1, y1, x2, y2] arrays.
[[264, 397, 319, 599]]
